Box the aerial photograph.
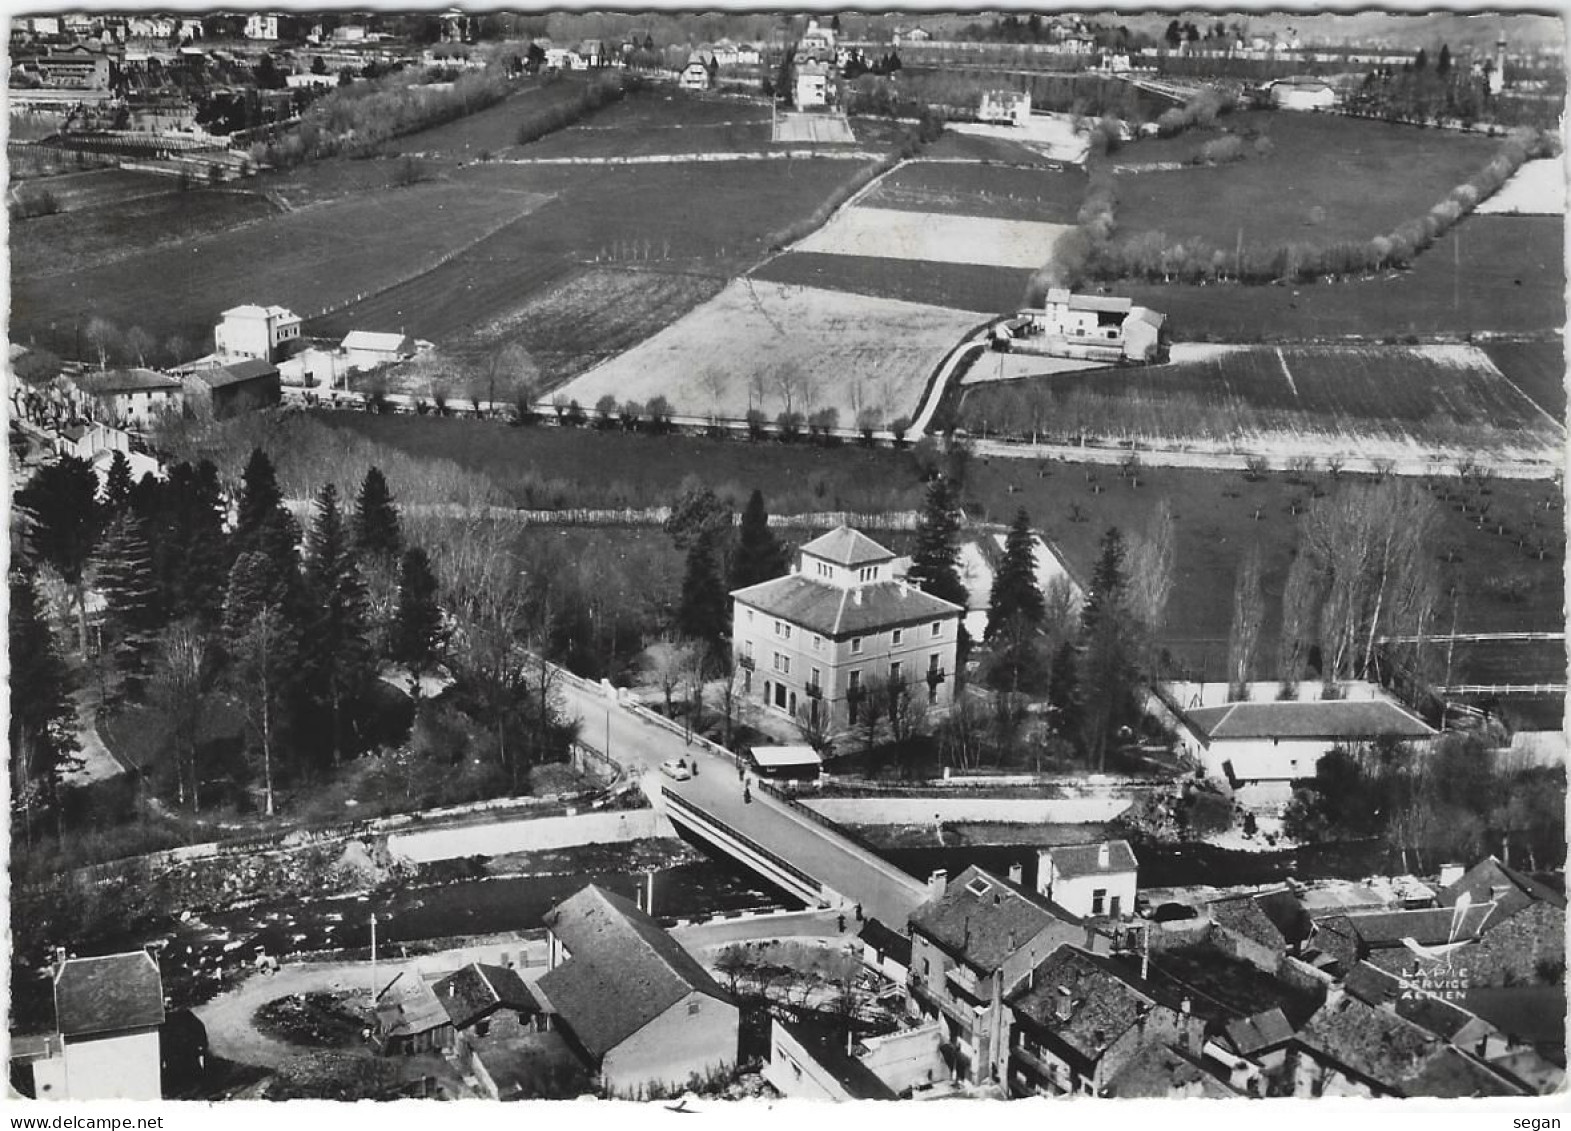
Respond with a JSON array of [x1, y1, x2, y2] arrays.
[[5, 5, 1566, 1108]]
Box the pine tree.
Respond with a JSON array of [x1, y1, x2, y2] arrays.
[[9, 569, 80, 845], [678, 532, 728, 649], [352, 466, 403, 565], [103, 450, 134, 516], [94, 515, 163, 697], [224, 551, 299, 817], [986, 508, 1044, 642], [907, 478, 967, 609], [730, 489, 788, 590], [236, 448, 286, 551], [16, 455, 103, 652], [1078, 528, 1138, 771], [392, 546, 444, 676], [304, 484, 374, 766]]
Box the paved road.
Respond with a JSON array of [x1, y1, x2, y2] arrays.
[[556, 677, 929, 929]]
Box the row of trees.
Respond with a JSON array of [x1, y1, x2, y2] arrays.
[[1045, 125, 1557, 290]]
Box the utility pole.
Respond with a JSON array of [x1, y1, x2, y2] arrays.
[[370, 912, 378, 1005]]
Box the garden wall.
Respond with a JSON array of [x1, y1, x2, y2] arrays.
[[801, 795, 1131, 824], [387, 807, 672, 863]]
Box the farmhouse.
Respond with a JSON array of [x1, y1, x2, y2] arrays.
[[1270, 76, 1338, 111], [215, 304, 301, 365], [181, 359, 281, 419], [72, 368, 184, 430], [536, 885, 738, 1096], [677, 55, 711, 91], [1161, 681, 1436, 790], [798, 18, 836, 56], [730, 526, 963, 731], [979, 90, 1031, 127], [29, 951, 166, 1100], [243, 13, 279, 40], [1003, 290, 1167, 364]]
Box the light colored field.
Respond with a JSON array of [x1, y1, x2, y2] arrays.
[[946, 112, 1089, 163], [553, 278, 984, 423], [1476, 158, 1566, 215], [772, 110, 857, 144], [961, 351, 1112, 384], [794, 205, 1069, 269]]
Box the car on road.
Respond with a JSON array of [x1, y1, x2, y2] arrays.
[[659, 758, 693, 781]]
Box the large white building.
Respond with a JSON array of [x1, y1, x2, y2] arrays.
[[26, 952, 166, 1100], [214, 304, 301, 364], [730, 526, 964, 732]]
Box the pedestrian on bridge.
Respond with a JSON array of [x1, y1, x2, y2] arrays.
[[743, 784, 752, 805]]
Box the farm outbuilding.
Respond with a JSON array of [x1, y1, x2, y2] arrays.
[[1269, 76, 1338, 111], [1005, 290, 1168, 364]]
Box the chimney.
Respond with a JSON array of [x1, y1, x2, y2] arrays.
[[1180, 997, 1192, 1016], [1054, 987, 1073, 1021], [929, 869, 948, 900], [1097, 842, 1110, 869], [1008, 862, 1024, 885], [853, 589, 863, 606], [1438, 862, 1465, 888]]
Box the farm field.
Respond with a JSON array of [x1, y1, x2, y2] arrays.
[[1112, 110, 1499, 249], [8, 165, 175, 210], [961, 350, 1110, 384], [1122, 215, 1565, 341], [864, 159, 1086, 222], [773, 110, 857, 145], [519, 92, 774, 158], [922, 129, 1064, 166], [951, 343, 1565, 462], [945, 116, 1088, 163], [551, 279, 985, 423], [385, 74, 607, 161], [794, 205, 1069, 269], [753, 251, 1030, 313], [13, 181, 549, 352], [11, 187, 280, 279], [1480, 339, 1567, 422], [312, 157, 874, 356], [312, 411, 1565, 675], [369, 267, 728, 391]]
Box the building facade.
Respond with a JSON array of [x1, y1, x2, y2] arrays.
[[731, 526, 963, 733], [72, 369, 184, 429], [1037, 840, 1139, 920], [214, 304, 301, 364]]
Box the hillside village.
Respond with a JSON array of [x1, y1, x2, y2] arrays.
[[6, 5, 1567, 1111]]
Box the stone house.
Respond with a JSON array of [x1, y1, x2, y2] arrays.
[[71, 369, 183, 430], [1005, 944, 1205, 1097], [731, 526, 963, 733], [1101, 1040, 1239, 1097], [905, 865, 1088, 1085], [433, 962, 542, 1058], [535, 885, 738, 1097]]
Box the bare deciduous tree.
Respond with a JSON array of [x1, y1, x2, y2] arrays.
[[1227, 544, 1265, 696]]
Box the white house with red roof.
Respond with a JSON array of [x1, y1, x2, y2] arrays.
[[730, 525, 964, 732]]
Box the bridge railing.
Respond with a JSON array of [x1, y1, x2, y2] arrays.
[[753, 779, 889, 861], [662, 787, 824, 897]]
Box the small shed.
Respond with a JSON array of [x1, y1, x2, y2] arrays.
[[748, 744, 823, 782]]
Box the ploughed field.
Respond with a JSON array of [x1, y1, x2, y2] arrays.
[[863, 159, 1086, 223], [550, 279, 986, 424], [953, 342, 1565, 464], [1479, 339, 1567, 421]]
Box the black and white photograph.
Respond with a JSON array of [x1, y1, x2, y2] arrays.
[[4, 2, 1566, 1111]]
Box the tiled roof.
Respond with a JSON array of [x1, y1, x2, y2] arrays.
[[1184, 699, 1434, 741], [54, 952, 165, 1038], [732, 574, 962, 638], [1334, 904, 1496, 948], [799, 525, 894, 568], [197, 359, 278, 388], [910, 866, 1080, 976], [74, 368, 182, 394], [1043, 840, 1138, 880], [341, 331, 415, 354], [471, 1031, 588, 1100], [1438, 856, 1566, 924], [1404, 1046, 1523, 1098], [1297, 993, 1440, 1092], [1208, 894, 1288, 952], [1222, 1007, 1295, 1055], [780, 1020, 898, 1100], [1008, 945, 1154, 1072], [1101, 1041, 1239, 1098], [1042, 288, 1132, 314], [433, 962, 537, 1030], [1254, 888, 1314, 945], [535, 886, 727, 1058], [375, 975, 450, 1039]]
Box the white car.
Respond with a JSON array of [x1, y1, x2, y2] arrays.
[[659, 759, 693, 782]]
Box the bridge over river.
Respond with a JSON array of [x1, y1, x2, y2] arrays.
[[553, 672, 931, 928]]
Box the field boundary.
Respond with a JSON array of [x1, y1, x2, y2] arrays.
[[462, 150, 884, 166]]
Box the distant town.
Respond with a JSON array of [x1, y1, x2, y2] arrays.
[[7, 5, 1565, 1109]]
